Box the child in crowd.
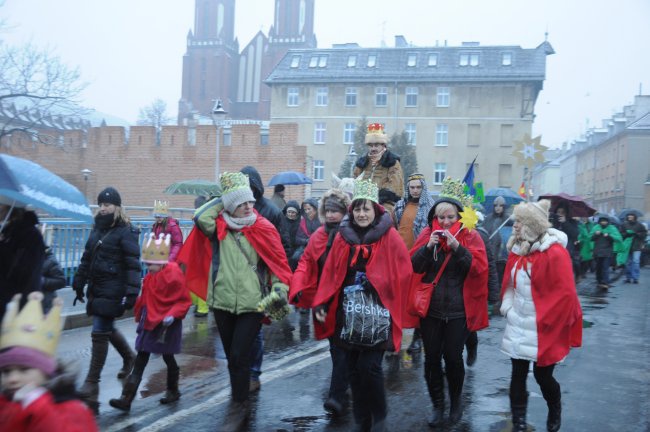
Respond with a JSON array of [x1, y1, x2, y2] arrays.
[[0, 292, 98, 431], [109, 233, 192, 412]]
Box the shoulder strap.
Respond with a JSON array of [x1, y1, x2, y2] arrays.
[[432, 253, 452, 286]]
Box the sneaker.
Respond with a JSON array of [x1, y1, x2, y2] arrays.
[[249, 379, 261, 393]]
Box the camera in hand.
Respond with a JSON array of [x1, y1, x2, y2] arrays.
[[433, 230, 446, 238]]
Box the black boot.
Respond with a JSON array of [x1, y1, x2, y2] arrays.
[[546, 398, 561, 432], [425, 368, 445, 427], [110, 330, 136, 379], [218, 400, 250, 432], [511, 404, 527, 432], [109, 374, 142, 411], [79, 331, 111, 413], [446, 362, 465, 424], [465, 332, 478, 367], [160, 366, 181, 404], [407, 329, 422, 354]]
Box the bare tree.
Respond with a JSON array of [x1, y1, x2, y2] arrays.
[[0, 42, 88, 145], [137, 99, 172, 128]]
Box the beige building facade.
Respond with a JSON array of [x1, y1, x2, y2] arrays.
[[266, 39, 554, 196]]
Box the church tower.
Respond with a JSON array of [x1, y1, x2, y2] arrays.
[[268, 0, 316, 47], [179, 0, 239, 122]]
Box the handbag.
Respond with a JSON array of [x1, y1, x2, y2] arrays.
[[409, 253, 451, 318], [339, 272, 391, 347]]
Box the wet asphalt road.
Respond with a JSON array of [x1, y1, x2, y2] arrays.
[[55, 267, 650, 431]]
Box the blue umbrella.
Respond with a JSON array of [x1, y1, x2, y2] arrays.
[[0, 154, 93, 222], [267, 171, 313, 186], [483, 187, 525, 211]]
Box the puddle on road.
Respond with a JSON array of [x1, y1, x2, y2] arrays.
[[280, 415, 329, 431]]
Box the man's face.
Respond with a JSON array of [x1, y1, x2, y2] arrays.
[[627, 214, 635, 223], [366, 142, 385, 157], [408, 180, 423, 199]]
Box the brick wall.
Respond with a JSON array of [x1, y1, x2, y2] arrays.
[[1, 123, 307, 212]]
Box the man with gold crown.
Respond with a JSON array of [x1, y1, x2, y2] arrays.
[[352, 123, 404, 214], [0, 292, 98, 431]]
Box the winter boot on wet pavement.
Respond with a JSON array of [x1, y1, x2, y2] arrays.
[[407, 329, 422, 354], [79, 331, 111, 414], [446, 362, 465, 424], [218, 399, 250, 432], [425, 370, 445, 427], [110, 329, 136, 379], [109, 374, 142, 411], [511, 403, 528, 431], [546, 398, 561, 432], [160, 366, 181, 404]]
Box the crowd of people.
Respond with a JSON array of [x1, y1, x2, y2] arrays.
[[0, 122, 645, 431]]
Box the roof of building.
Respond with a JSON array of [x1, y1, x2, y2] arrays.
[[265, 41, 554, 84], [628, 111, 650, 130]]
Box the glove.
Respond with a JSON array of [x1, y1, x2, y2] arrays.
[[122, 295, 137, 310], [162, 316, 174, 327], [257, 286, 290, 321], [73, 286, 85, 306]]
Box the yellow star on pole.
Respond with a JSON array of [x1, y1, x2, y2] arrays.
[[513, 134, 547, 168], [459, 206, 479, 231]]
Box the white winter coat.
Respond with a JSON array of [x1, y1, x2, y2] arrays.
[[500, 228, 568, 361]]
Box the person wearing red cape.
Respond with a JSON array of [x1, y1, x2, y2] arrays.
[[289, 188, 350, 416], [312, 179, 412, 432], [177, 172, 292, 432], [408, 178, 489, 427], [500, 200, 582, 432]]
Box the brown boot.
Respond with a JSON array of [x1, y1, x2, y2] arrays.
[[79, 331, 111, 413], [110, 330, 136, 379], [109, 374, 142, 411], [160, 366, 181, 404]]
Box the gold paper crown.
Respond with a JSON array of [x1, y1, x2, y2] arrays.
[[142, 232, 171, 264], [219, 172, 250, 195], [439, 177, 474, 209], [365, 122, 388, 144], [0, 292, 62, 358], [153, 200, 169, 217], [352, 179, 379, 204]]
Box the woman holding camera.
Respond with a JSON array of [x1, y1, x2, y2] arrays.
[[409, 189, 488, 427]]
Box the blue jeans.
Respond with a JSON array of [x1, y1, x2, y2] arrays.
[[92, 315, 115, 333], [626, 251, 641, 281], [250, 328, 264, 381], [595, 256, 611, 284]]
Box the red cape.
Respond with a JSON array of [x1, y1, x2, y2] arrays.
[[289, 226, 328, 309], [501, 243, 583, 366], [135, 262, 192, 330], [408, 226, 489, 332], [312, 227, 412, 351], [177, 211, 292, 303]]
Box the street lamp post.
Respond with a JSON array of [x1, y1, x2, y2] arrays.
[[210, 99, 227, 181], [81, 168, 92, 200]]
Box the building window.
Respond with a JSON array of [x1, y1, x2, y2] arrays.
[[309, 56, 318, 68], [316, 87, 329, 106], [498, 164, 512, 188], [500, 124, 514, 147], [347, 55, 357, 67], [467, 124, 481, 147], [407, 53, 417, 67], [405, 87, 418, 107], [290, 55, 301, 68], [345, 87, 357, 106], [375, 87, 387, 106], [318, 55, 328, 67], [367, 54, 377, 67], [314, 122, 326, 144], [436, 87, 450, 107], [287, 87, 299, 106], [502, 52, 512, 66], [343, 122, 356, 144], [434, 163, 447, 185], [313, 160, 324, 181], [428, 53, 438, 66], [405, 123, 416, 145], [459, 53, 479, 66], [436, 124, 448, 146], [503, 86, 515, 108]]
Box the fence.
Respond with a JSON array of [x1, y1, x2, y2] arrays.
[[40, 217, 196, 286]]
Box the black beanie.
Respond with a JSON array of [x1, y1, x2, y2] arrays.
[[97, 187, 122, 206]]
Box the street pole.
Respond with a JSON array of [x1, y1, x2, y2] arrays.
[[211, 99, 227, 181], [81, 168, 92, 200]]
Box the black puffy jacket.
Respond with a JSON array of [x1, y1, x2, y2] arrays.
[[73, 214, 141, 318]]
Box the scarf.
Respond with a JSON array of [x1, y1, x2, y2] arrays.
[[430, 219, 463, 252], [222, 211, 257, 230], [368, 147, 386, 166]]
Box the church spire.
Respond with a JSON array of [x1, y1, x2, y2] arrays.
[[269, 0, 316, 47]]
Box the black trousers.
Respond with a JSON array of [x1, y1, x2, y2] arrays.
[[328, 338, 350, 401], [213, 310, 264, 402], [346, 349, 386, 428], [509, 359, 561, 406]]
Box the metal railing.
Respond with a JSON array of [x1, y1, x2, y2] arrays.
[[40, 217, 197, 286]]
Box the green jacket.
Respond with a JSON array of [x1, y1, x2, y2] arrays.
[[578, 221, 595, 261]]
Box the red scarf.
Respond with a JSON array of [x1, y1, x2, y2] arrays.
[[312, 227, 412, 351], [407, 226, 489, 332], [501, 243, 583, 366], [134, 262, 192, 331], [177, 210, 292, 301]]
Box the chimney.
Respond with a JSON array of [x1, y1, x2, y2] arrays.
[[395, 35, 408, 48]]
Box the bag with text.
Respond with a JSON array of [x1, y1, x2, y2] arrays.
[[340, 272, 391, 347]]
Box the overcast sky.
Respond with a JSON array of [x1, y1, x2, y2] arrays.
[[2, 0, 649, 148]]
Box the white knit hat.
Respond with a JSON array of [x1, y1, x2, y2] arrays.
[[219, 172, 255, 213]]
